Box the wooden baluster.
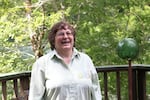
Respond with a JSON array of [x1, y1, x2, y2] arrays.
[[116, 71, 121, 100], [2, 81, 7, 100], [104, 72, 108, 100], [13, 79, 19, 98], [132, 69, 137, 100], [138, 70, 146, 100]]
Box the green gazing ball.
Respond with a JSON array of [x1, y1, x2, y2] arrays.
[[117, 38, 139, 60]]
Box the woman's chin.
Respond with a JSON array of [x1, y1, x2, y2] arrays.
[[62, 46, 72, 50]]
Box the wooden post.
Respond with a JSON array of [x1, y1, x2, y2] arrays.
[[128, 60, 133, 100], [20, 76, 30, 100]]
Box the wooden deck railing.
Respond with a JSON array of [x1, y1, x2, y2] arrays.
[[96, 64, 150, 100], [0, 71, 31, 100], [0, 64, 150, 100]]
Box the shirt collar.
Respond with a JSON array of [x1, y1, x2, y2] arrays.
[[48, 48, 80, 60]]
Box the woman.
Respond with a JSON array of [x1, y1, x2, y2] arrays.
[[29, 21, 102, 100]]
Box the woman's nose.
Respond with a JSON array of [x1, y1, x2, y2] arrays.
[[63, 33, 68, 38]]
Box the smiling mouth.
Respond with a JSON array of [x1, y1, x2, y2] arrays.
[[61, 41, 71, 45]]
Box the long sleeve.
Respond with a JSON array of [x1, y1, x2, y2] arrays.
[[91, 69, 102, 100], [88, 57, 102, 100], [28, 60, 46, 100]]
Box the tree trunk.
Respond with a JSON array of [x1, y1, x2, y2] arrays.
[[25, 0, 44, 59]]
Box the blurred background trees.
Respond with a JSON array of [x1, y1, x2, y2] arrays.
[[0, 0, 149, 99]]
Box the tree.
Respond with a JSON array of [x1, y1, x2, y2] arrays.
[[1, 0, 149, 72], [0, 0, 149, 99]]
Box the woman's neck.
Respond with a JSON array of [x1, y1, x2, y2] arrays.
[[58, 49, 73, 58], [57, 49, 73, 64]]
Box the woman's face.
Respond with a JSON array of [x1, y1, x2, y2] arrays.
[[54, 28, 74, 51]]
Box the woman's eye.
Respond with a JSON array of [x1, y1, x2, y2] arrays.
[[56, 31, 72, 36], [66, 32, 72, 35], [57, 32, 64, 36]]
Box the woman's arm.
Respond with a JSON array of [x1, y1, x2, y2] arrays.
[[28, 61, 46, 100], [88, 57, 102, 100]]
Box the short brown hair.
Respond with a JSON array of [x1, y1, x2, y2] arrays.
[[48, 21, 76, 50]]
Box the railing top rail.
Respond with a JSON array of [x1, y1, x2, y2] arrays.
[[0, 64, 150, 81], [0, 71, 31, 81], [96, 64, 150, 72]]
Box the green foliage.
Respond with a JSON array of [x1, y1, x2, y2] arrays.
[[0, 0, 33, 72], [0, 0, 149, 99], [1, 0, 149, 71]]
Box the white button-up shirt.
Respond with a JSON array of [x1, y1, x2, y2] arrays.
[[29, 48, 102, 100]]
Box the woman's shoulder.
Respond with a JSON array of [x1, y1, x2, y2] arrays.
[[77, 51, 92, 60], [35, 52, 52, 63]]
